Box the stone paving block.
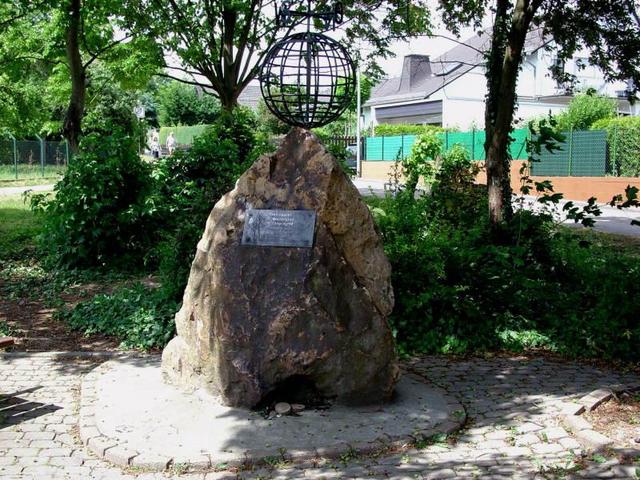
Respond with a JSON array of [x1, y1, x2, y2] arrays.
[[17, 456, 49, 467], [531, 443, 565, 455], [562, 414, 592, 432], [485, 430, 511, 440], [560, 402, 585, 416], [88, 435, 118, 457], [103, 445, 138, 466], [575, 429, 613, 451], [558, 437, 582, 451], [0, 431, 23, 440], [2, 352, 637, 480], [0, 465, 24, 476], [579, 388, 613, 411], [8, 447, 40, 457], [48, 456, 85, 467], [423, 468, 456, 479], [516, 422, 543, 434], [540, 426, 569, 441], [500, 446, 531, 457], [0, 456, 17, 466], [23, 430, 55, 440], [130, 452, 172, 470]]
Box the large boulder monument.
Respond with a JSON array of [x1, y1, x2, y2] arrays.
[[162, 128, 399, 408]]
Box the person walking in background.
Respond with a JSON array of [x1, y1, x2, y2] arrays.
[[150, 130, 160, 159], [167, 132, 176, 156]]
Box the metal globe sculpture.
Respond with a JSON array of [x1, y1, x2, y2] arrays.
[[259, 31, 356, 129]]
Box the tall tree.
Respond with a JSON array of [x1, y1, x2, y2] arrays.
[[439, 0, 640, 227], [125, 0, 431, 110], [0, 0, 161, 150]]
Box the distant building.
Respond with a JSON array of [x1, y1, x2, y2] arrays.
[[238, 84, 262, 110], [363, 30, 638, 130]]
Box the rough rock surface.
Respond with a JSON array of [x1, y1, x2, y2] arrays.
[[162, 128, 398, 408]]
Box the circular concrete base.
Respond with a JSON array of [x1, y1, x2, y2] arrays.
[[79, 356, 463, 471]]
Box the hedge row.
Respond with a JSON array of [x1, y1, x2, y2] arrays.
[[373, 124, 445, 137], [591, 116, 640, 177]]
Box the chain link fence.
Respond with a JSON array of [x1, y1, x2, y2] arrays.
[[0, 136, 69, 182]]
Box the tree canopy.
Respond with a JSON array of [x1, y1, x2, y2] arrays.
[[438, 0, 640, 227], [124, 0, 431, 109]]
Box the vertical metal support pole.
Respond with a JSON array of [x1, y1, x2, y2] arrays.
[[471, 128, 476, 160], [36, 135, 44, 177], [612, 125, 618, 176], [9, 134, 17, 180], [567, 128, 573, 176], [356, 67, 362, 177]]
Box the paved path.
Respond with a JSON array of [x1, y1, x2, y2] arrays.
[[352, 179, 640, 238], [0, 184, 54, 197], [1, 352, 638, 479]]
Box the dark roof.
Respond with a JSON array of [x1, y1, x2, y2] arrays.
[[366, 29, 548, 107]]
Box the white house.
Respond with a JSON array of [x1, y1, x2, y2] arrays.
[[363, 30, 638, 131]]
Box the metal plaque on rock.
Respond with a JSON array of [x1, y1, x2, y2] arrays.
[[241, 209, 316, 248]]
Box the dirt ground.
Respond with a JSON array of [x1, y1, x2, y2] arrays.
[[584, 389, 640, 450], [0, 280, 120, 352]]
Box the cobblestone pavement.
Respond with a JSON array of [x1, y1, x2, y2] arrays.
[[1, 352, 639, 479]]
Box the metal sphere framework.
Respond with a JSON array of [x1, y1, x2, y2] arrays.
[[259, 32, 356, 129]]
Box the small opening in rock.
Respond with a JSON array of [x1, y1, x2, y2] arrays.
[[254, 375, 328, 411]]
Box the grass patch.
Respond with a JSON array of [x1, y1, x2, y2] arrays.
[[0, 177, 59, 187], [0, 194, 41, 261], [564, 227, 640, 257], [0, 164, 66, 183]]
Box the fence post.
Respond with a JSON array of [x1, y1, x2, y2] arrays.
[[612, 124, 618, 176], [471, 128, 476, 160], [35, 135, 45, 177], [401, 134, 404, 159], [567, 128, 573, 176], [8, 134, 17, 180], [381, 135, 385, 161]]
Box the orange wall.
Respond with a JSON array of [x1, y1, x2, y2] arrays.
[[361, 160, 640, 202]]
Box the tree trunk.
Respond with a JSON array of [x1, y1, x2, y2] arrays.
[[62, 0, 86, 154], [484, 0, 536, 226]]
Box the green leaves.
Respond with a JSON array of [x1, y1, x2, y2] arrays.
[[60, 282, 178, 350], [366, 178, 640, 361], [31, 131, 154, 268]]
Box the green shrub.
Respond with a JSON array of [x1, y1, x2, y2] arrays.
[[368, 164, 640, 361], [156, 80, 220, 126], [31, 133, 154, 268], [403, 130, 442, 194], [150, 109, 268, 300], [591, 116, 640, 176], [59, 282, 178, 350], [554, 91, 616, 131], [150, 128, 244, 299], [373, 124, 444, 137]]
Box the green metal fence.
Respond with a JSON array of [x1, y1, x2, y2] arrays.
[[365, 128, 530, 162], [530, 130, 608, 177], [0, 135, 69, 181], [364, 128, 611, 177]]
